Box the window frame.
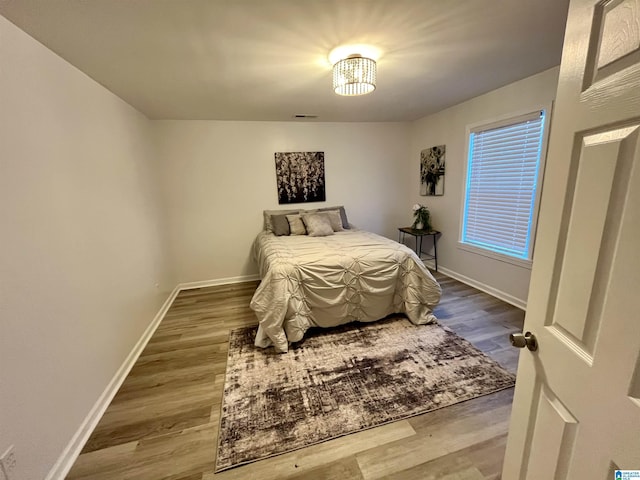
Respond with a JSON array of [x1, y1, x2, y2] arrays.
[[458, 104, 553, 269]]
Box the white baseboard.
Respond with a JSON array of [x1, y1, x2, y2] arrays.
[[46, 273, 262, 479], [44, 266, 519, 480], [437, 266, 527, 311], [45, 285, 180, 480], [178, 274, 261, 291]]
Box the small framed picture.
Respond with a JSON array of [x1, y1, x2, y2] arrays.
[[420, 145, 445, 196]]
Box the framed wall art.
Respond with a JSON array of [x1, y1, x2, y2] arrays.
[[275, 151, 326, 204], [420, 145, 445, 196]]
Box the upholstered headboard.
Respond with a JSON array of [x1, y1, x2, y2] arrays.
[[263, 206, 350, 236]]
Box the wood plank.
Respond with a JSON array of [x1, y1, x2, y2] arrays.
[[66, 272, 524, 480]]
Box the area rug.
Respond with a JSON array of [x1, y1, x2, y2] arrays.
[[215, 317, 515, 472]]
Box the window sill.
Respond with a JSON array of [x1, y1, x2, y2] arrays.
[[457, 242, 533, 270]]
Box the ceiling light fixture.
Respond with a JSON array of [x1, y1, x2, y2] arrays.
[[332, 54, 377, 96]]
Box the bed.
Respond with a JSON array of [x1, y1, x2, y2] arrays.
[[250, 208, 442, 352]]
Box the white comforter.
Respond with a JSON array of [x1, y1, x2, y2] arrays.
[[250, 229, 442, 352]]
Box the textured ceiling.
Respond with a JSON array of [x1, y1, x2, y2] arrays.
[[0, 0, 570, 121]]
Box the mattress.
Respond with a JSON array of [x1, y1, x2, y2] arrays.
[[250, 229, 442, 352]]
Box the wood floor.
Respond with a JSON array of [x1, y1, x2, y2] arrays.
[[66, 272, 525, 480]]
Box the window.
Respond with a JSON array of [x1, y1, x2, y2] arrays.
[[460, 109, 548, 264]]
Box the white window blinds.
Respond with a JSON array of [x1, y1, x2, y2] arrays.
[[461, 110, 546, 260]]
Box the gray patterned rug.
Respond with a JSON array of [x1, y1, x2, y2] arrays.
[[215, 317, 515, 472]]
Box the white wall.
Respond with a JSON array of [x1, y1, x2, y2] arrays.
[[409, 67, 560, 306], [153, 121, 411, 284], [0, 12, 560, 477], [0, 16, 174, 480]]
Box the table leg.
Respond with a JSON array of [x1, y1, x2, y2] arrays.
[[433, 234, 438, 272]]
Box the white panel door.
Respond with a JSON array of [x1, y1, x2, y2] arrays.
[[502, 0, 640, 478]]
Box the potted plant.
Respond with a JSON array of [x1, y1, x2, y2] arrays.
[[412, 203, 431, 231]]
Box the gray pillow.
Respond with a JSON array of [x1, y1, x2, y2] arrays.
[[318, 210, 344, 232], [302, 213, 334, 237], [263, 209, 300, 232], [271, 214, 290, 236], [318, 205, 350, 229]]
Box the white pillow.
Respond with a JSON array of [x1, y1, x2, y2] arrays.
[[302, 214, 334, 237]]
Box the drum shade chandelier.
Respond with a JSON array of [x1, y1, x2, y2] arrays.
[[332, 54, 377, 96]]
